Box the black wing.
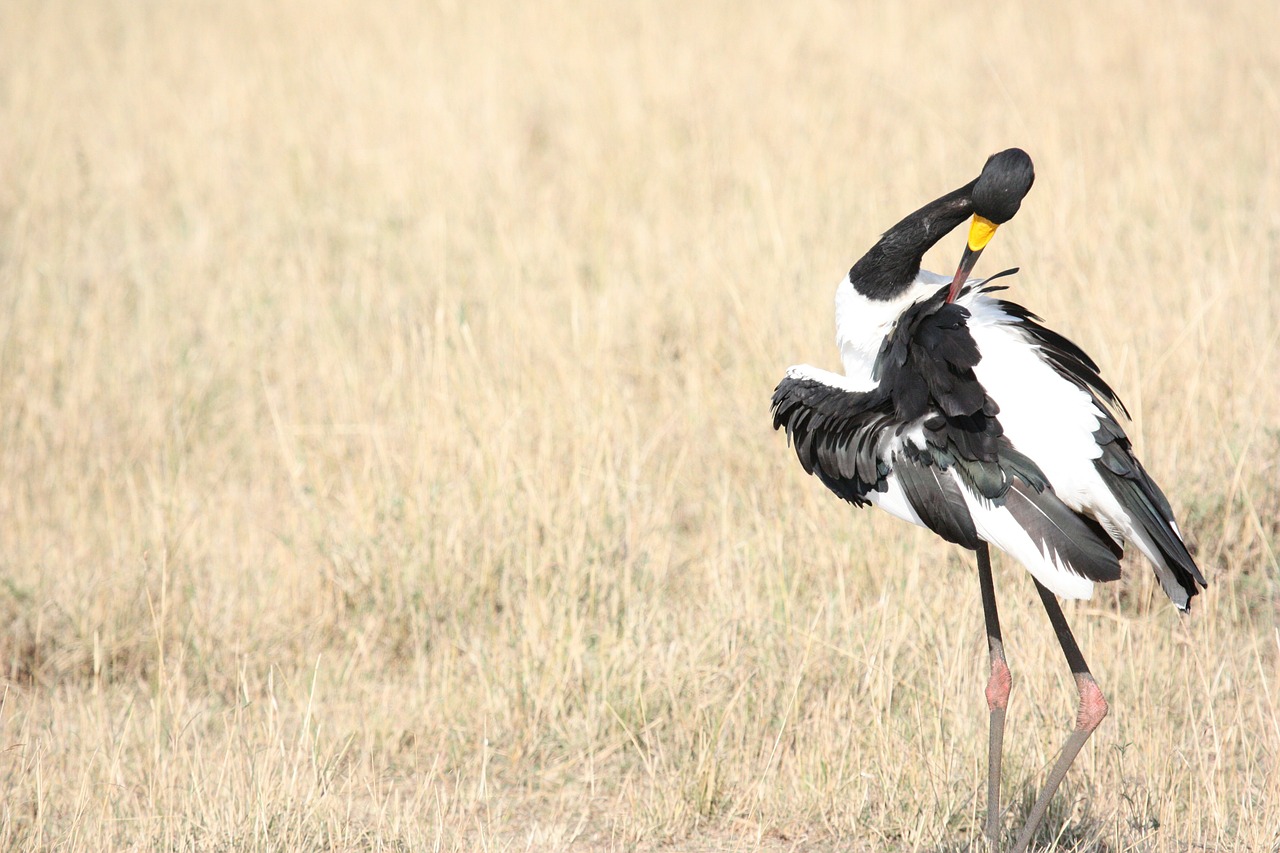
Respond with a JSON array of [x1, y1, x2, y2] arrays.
[[769, 375, 893, 508], [772, 286, 1050, 546], [769, 371, 988, 547]]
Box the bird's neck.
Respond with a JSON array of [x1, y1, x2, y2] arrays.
[[847, 180, 976, 300]]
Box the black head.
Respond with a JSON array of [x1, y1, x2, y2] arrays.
[[943, 148, 1036, 302], [848, 147, 1036, 302], [970, 148, 1035, 225]]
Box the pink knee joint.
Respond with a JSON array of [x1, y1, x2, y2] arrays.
[[986, 657, 1012, 711], [1074, 675, 1109, 731]]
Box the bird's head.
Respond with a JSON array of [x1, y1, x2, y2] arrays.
[[946, 148, 1036, 302]]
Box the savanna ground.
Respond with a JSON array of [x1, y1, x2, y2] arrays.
[[2, 1, 1279, 850]]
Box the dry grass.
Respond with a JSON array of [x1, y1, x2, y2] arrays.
[[2, 1, 1279, 850]]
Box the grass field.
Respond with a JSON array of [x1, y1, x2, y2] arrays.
[[3, 1, 1279, 850]]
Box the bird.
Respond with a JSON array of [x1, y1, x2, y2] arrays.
[[770, 148, 1206, 852]]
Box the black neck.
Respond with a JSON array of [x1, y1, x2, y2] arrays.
[[848, 179, 976, 301]]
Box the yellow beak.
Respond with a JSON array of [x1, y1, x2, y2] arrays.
[[946, 215, 1001, 303]]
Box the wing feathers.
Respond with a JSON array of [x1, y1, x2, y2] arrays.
[[1004, 481, 1122, 583], [1094, 417, 1207, 604], [771, 372, 890, 505], [895, 461, 981, 549]]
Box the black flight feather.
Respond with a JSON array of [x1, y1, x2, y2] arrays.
[[1003, 481, 1123, 583], [1092, 411, 1207, 605], [894, 459, 981, 549]]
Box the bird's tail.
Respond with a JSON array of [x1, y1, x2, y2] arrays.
[[1105, 466, 1207, 611], [1091, 412, 1207, 611]]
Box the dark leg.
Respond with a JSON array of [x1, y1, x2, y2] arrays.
[[1010, 580, 1109, 853], [976, 543, 1010, 851]]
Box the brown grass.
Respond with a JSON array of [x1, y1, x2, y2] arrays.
[[2, 1, 1279, 850]]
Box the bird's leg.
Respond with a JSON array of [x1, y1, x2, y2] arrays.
[[976, 543, 1010, 851], [1010, 580, 1109, 853]]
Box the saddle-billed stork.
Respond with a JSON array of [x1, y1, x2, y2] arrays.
[[771, 148, 1206, 851]]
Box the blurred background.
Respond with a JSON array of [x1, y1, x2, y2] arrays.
[[1, 1, 1277, 849]]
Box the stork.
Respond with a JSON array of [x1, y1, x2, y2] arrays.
[[771, 148, 1206, 851]]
